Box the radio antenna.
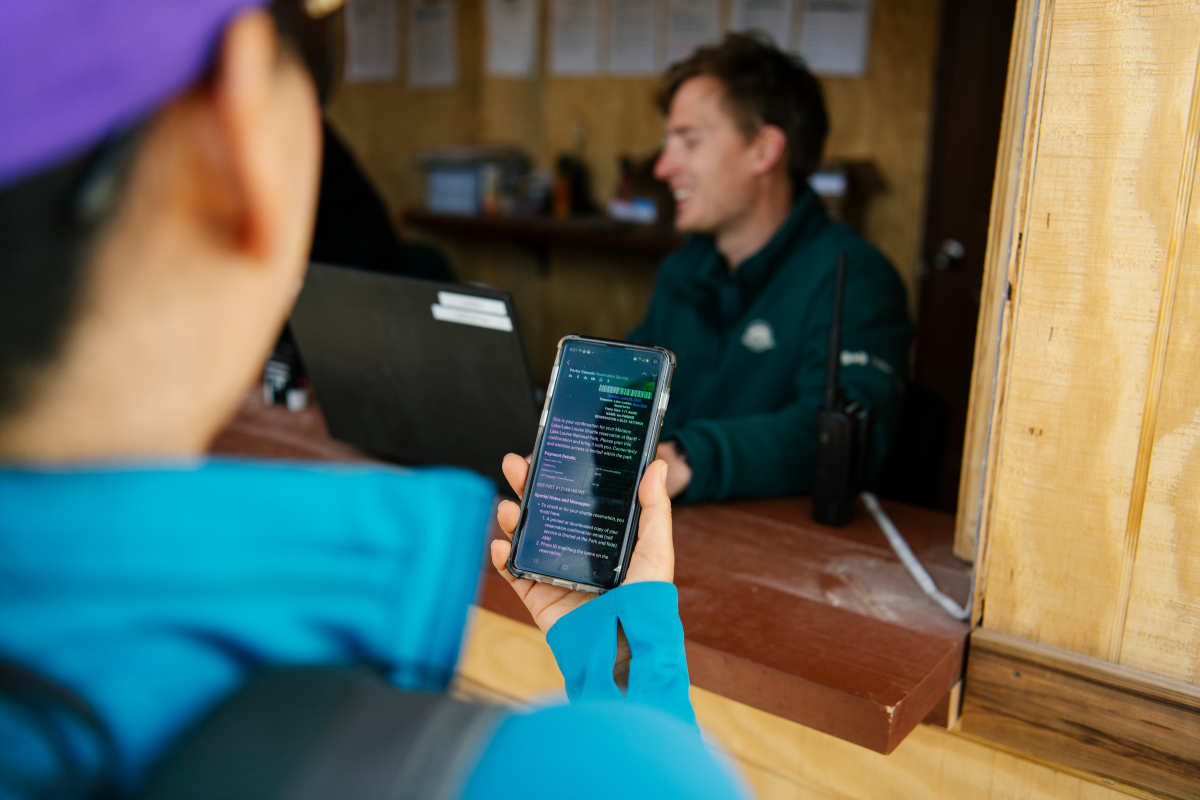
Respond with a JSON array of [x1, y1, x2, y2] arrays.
[[824, 253, 848, 408]]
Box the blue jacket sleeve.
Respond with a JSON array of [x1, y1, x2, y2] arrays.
[[460, 702, 747, 800], [545, 582, 695, 726]]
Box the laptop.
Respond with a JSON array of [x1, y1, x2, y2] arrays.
[[289, 262, 540, 489]]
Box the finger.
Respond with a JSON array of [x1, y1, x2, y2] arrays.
[[628, 460, 674, 584], [496, 499, 520, 538], [490, 538, 519, 586], [502, 453, 530, 497]]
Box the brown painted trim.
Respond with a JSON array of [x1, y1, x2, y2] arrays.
[[961, 628, 1200, 799]]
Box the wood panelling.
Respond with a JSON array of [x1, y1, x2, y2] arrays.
[[457, 608, 1145, 800], [953, 0, 1054, 566], [961, 628, 1200, 799], [1120, 114, 1200, 680], [325, 0, 941, 301], [981, 0, 1200, 659]]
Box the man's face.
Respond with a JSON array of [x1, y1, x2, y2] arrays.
[[654, 75, 762, 235]]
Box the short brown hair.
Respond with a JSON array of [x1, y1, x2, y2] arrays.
[[657, 32, 829, 196]]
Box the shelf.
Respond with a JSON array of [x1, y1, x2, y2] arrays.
[[402, 209, 685, 258]]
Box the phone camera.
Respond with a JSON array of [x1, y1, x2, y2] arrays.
[[652, 358, 659, 365]]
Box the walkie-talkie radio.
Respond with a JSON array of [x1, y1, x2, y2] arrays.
[[812, 253, 874, 526]]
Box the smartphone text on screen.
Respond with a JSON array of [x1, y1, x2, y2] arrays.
[[514, 341, 663, 586]]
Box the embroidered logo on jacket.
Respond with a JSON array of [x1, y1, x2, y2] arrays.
[[741, 319, 776, 353]]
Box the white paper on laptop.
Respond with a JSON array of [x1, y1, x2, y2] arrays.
[[432, 291, 514, 331]]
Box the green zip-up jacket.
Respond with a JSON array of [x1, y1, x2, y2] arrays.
[[629, 188, 912, 503]]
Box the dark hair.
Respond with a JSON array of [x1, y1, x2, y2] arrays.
[[0, 1, 317, 421], [0, 126, 142, 420], [656, 32, 829, 196]]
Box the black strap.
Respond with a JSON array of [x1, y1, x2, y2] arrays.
[[0, 659, 120, 800], [136, 667, 504, 800]]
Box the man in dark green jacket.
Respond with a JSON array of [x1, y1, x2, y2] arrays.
[[631, 34, 912, 503]]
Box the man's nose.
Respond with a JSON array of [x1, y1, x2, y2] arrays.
[[653, 151, 673, 181]]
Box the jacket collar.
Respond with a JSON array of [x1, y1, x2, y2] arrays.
[[670, 188, 830, 316]]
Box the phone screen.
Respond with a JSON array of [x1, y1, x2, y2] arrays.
[[513, 340, 667, 588]]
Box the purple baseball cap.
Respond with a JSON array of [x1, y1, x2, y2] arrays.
[[0, 0, 269, 189]]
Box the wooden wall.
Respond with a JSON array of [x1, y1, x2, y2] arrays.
[[964, 0, 1200, 684], [325, 0, 942, 304]]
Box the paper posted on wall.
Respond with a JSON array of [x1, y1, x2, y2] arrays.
[[550, 0, 600, 75], [608, 0, 658, 75], [666, 0, 721, 64], [486, 0, 540, 77], [344, 0, 398, 82], [730, 0, 793, 51], [798, 0, 875, 77], [409, 0, 459, 87]]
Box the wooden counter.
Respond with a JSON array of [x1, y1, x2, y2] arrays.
[[211, 392, 970, 755]]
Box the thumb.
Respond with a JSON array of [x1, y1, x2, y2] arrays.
[[627, 460, 674, 584]]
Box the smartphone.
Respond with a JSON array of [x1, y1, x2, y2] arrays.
[[507, 335, 676, 593]]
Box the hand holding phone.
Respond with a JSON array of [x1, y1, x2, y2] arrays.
[[504, 336, 676, 594], [491, 453, 675, 635]]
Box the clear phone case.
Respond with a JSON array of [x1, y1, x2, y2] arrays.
[[506, 335, 676, 593]]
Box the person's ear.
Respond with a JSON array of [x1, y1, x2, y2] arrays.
[[209, 10, 289, 261], [750, 124, 788, 177]]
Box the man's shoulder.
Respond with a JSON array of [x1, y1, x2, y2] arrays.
[[781, 219, 907, 302], [797, 220, 894, 275]]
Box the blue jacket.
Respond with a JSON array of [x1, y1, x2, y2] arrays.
[[0, 459, 742, 799]]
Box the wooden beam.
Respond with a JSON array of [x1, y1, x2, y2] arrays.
[[953, 0, 1054, 567], [961, 628, 1200, 799]]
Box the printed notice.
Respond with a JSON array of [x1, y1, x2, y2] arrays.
[[608, 0, 658, 75], [486, 0, 540, 77], [731, 0, 793, 50], [666, 0, 720, 64], [550, 0, 599, 75], [409, 0, 459, 87], [344, 0, 398, 82], [798, 0, 874, 77]]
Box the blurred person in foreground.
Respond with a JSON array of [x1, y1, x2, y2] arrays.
[[0, 2, 741, 798], [632, 34, 912, 503]]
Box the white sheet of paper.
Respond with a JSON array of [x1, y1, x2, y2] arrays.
[[666, 0, 721, 64], [798, 0, 874, 77], [608, 0, 658, 74], [486, 0, 540, 77], [409, 0, 459, 87], [344, 0, 399, 82], [551, 0, 600, 75], [730, 0, 792, 50]]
